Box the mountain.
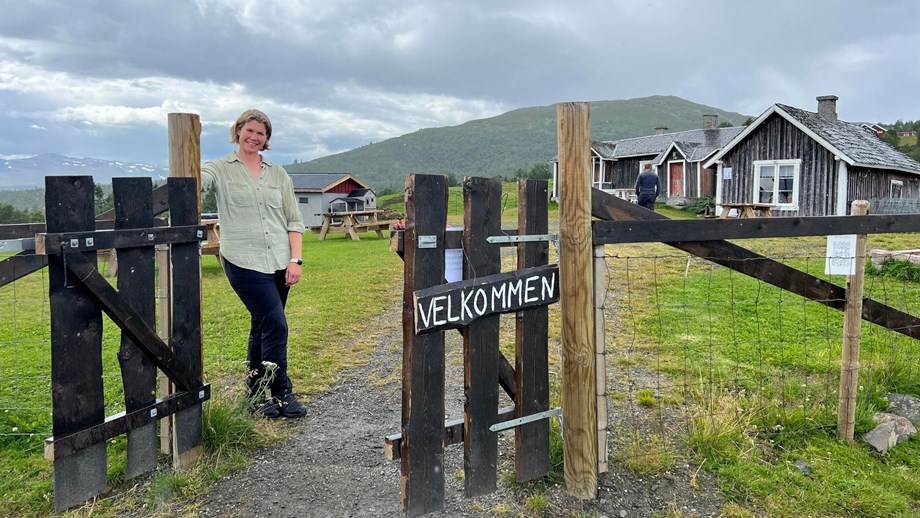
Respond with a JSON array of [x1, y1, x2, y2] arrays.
[[0, 153, 169, 189], [284, 95, 753, 191]]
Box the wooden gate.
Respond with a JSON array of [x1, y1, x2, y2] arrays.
[[386, 175, 556, 516], [38, 175, 208, 512]]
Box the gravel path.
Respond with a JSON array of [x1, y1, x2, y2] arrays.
[[194, 277, 726, 517]]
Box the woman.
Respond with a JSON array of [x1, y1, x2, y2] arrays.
[[201, 109, 307, 419]]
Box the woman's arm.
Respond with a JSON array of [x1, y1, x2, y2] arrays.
[[285, 230, 303, 286]]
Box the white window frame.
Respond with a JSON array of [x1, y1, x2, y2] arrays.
[[753, 159, 801, 210], [890, 179, 904, 198]]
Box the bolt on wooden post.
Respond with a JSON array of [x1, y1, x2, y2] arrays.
[[556, 102, 598, 499]]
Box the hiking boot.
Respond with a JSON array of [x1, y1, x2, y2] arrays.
[[250, 396, 281, 419], [275, 392, 307, 418]]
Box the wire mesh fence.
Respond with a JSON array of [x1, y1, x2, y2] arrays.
[[0, 254, 241, 456], [598, 238, 920, 471]]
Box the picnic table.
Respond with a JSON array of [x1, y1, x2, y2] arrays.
[[311, 209, 395, 241], [718, 202, 774, 218]]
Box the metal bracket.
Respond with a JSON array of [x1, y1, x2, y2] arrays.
[[486, 233, 557, 244], [418, 235, 438, 249], [489, 407, 562, 432]]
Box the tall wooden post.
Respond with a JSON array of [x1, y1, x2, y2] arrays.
[[401, 174, 448, 516], [166, 113, 203, 468], [556, 102, 598, 499], [837, 199, 869, 442]]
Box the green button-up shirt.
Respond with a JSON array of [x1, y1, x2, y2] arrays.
[[201, 152, 305, 274]]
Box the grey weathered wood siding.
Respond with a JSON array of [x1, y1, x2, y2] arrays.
[[609, 157, 646, 189], [719, 113, 838, 217], [847, 167, 920, 209]]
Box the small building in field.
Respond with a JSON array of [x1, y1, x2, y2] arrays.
[[551, 114, 743, 205], [703, 95, 920, 217], [288, 173, 377, 227]]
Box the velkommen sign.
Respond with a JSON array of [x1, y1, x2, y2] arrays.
[[413, 264, 559, 334]]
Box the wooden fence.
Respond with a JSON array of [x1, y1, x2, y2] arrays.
[[0, 113, 208, 512], [387, 175, 576, 516], [34, 176, 208, 512]]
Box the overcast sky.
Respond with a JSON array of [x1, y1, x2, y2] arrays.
[[1, 0, 918, 166]]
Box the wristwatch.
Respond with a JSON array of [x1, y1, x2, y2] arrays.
[[290, 258, 303, 265]]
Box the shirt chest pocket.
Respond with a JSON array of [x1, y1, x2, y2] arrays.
[[264, 186, 283, 208], [227, 182, 255, 207]]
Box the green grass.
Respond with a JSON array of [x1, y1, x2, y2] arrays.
[[0, 230, 402, 516], [5, 194, 920, 517], [606, 231, 920, 516]]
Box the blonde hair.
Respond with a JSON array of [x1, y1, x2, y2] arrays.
[[230, 109, 272, 151]]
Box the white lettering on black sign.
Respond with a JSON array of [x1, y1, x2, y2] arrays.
[[413, 264, 559, 334]]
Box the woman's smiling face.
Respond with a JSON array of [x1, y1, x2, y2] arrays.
[[238, 120, 268, 152]]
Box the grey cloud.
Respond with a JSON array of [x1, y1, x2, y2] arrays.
[[0, 0, 919, 165]]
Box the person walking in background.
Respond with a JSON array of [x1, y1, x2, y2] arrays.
[[635, 163, 660, 211], [201, 109, 308, 419]]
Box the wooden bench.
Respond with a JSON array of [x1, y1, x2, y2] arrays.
[[718, 202, 774, 218], [310, 210, 396, 241]]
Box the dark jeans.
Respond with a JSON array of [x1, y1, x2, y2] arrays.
[[638, 194, 657, 211], [222, 258, 293, 398]]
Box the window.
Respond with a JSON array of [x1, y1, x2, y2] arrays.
[[753, 160, 800, 209], [591, 157, 612, 189], [891, 180, 903, 198], [298, 197, 309, 204]]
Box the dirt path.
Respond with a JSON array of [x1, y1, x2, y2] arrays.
[[195, 281, 726, 518]]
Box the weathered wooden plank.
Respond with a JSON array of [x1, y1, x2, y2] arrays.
[[592, 213, 920, 244], [413, 264, 559, 334], [385, 407, 516, 461], [558, 102, 598, 499], [45, 384, 210, 460], [113, 177, 159, 479], [0, 222, 45, 240], [0, 252, 47, 288], [498, 353, 516, 401], [35, 225, 205, 254], [462, 176, 502, 496], [515, 179, 551, 483], [46, 176, 107, 513], [401, 174, 448, 516], [60, 253, 198, 388], [838, 201, 869, 442], [168, 176, 204, 469], [591, 188, 920, 340]]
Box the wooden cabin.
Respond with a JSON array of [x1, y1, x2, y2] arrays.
[[551, 115, 743, 205], [703, 96, 920, 217], [289, 173, 377, 227]]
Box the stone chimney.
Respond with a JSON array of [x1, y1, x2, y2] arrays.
[[703, 114, 718, 129], [655, 126, 668, 135], [817, 95, 838, 119]]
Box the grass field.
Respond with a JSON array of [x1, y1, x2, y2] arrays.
[[2, 186, 920, 517], [0, 228, 403, 516], [600, 205, 920, 517]]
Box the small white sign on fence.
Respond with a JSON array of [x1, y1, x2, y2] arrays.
[[445, 248, 463, 283], [825, 234, 857, 275]]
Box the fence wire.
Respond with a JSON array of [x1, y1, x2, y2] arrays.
[[598, 240, 920, 471], [0, 252, 244, 456]]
